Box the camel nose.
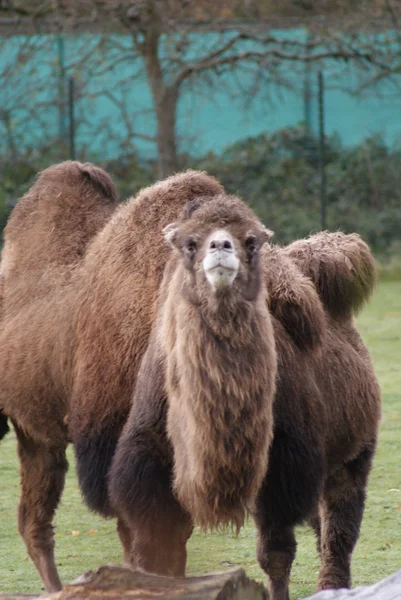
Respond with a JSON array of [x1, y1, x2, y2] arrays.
[[209, 237, 233, 252]]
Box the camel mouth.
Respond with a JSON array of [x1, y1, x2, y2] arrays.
[[208, 263, 236, 273], [203, 261, 239, 290]]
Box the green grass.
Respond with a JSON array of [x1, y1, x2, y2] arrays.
[[0, 282, 400, 597], [377, 254, 401, 282]]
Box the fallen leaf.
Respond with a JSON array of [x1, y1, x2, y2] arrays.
[[87, 529, 98, 535], [71, 530, 80, 536]]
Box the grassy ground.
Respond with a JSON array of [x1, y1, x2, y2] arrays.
[[0, 281, 400, 598]]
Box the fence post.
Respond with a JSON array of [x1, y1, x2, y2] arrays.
[[68, 76, 76, 161], [318, 70, 327, 230], [303, 30, 313, 131], [57, 35, 67, 139]]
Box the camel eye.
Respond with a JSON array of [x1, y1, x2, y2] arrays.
[[185, 238, 197, 256], [245, 235, 258, 258]]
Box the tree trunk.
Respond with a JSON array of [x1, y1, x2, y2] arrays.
[[155, 87, 178, 178], [141, 26, 179, 179]]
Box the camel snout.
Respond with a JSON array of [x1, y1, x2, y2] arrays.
[[203, 230, 239, 290], [209, 236, 233, 253]]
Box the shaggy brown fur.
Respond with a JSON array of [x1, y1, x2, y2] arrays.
[[261, 244, 326, 351], [0, 269, 3, 320], [108, 216, 380, 600], [0, 273, 9, 439], [0, 162, 119, 444], [0, 164, 224, 592]]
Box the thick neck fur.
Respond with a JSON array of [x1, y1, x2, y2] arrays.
[[183, 258, 264, 343], [198, 287, 261, 344], [162, 264, 277, 532]]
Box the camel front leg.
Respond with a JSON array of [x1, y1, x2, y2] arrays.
[[14, 423, 68, 592], [256, 523, 296, 600], [126, 501, 193, 577], [109, 324, 194, 576], [109, 423, 193, 576], [254, 427, 325, 600]]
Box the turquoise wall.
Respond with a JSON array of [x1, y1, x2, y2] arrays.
[[1, 31, 400, 159]]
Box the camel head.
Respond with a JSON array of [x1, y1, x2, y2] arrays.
[[163, 194, 273, 310]]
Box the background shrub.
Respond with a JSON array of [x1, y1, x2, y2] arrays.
[[1, 127, 400, 256], [195, 128, 401, 253]]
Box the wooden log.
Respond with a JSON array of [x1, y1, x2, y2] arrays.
[[3, 566, 401, 600], [0, 597, 38, 600], [0, 565, 267, 600], [303, 568, 401, 600]]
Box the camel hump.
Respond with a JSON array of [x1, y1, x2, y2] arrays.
[[284, 231, 376, 319], [1, 162, 119, 311], [5, 160, 118, 238], [36, 160, 118, 202], [74, 161, 118, 203], [4, 161, 118, 274]]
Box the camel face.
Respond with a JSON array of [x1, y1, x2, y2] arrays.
[[163, 195, 273, 306]]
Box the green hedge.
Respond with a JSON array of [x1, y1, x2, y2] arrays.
[[195, 127, 401, 254], [1, 127, 400, 255]]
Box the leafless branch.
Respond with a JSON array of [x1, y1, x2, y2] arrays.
[[172, 45, 384, 91], [101, 89, 156, 143]]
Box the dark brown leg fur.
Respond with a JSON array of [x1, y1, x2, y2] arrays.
[[117, 499, 193, 577], [14, 423, 68, 593], [316, 447, 374, 591], [117, 517, 132, 564], [124, 506, 193, 577], [257, 525, 296, 600], [308, 512, 322, 556], [254, 426, 325, 600]]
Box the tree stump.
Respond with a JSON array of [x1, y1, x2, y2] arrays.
[[0, 565, 267, 600], [2, 566, 401, 600]]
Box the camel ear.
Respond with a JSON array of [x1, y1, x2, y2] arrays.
[[262, 227, 274, 242], [247, 227, 274, 249], [163, 222, 179, 248]]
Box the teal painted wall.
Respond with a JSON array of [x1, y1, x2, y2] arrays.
[[1, 31, 400, 159]]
